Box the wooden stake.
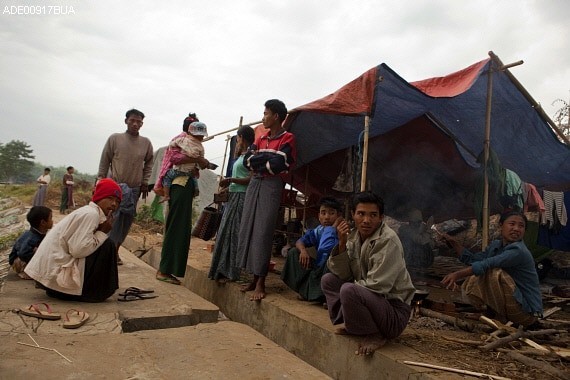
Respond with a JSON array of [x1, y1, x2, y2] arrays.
[[360, 116, 370, 192]]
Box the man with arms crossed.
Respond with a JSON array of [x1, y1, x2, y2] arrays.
[[97, 108, 153, 264]]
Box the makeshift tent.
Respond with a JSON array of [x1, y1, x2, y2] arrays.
[[283, 55, 570, 222]]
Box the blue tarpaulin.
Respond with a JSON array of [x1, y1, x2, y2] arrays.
[[284, 57, 570, 221]]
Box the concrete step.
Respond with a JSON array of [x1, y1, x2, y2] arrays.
[[127, 236, 458, 380], [1, 244, 219, 336]]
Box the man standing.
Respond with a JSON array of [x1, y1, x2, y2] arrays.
[[97, 109, 153, 264], [321, 192, 415, 356], [60, 166, 75, 214], [238, 99, 296, 301], [32, 167, 51, 207]]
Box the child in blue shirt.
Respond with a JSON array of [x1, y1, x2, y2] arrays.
[[9, 206, 53, 279], [281, 197, 342, 302]]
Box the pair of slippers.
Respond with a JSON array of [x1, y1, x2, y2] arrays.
[[19, 303, 89, 329], [117, 287, 158, 302]]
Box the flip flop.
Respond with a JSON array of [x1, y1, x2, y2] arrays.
[[119, 287, 155, 296], [19, 303, 61, 320], [118, 293, 158, 302], [156, 274, 181, 285], [63, 309, 89, 329]]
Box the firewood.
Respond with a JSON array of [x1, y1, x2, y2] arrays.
[[441, 335, 484, 346], [481, 329, 561, 351], [542, 306, 562, 319], [497, 349, 570, 380], [419, 307, 492, 333]]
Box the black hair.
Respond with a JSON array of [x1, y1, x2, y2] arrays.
[[44, 168, 51, 172], [264, 99, 288, 122], [125, 108, 145, 120], [319, 196, 342, 213], [27, 206, 52, 229], [237, 125, 255, 146], [351, 191, 384, 215], [66, 166, 73, 171], [499, 210, 527, 227], [182, 113, 199, 132]]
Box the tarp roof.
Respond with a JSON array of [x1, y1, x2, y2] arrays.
[[284, 56, 570, 222]]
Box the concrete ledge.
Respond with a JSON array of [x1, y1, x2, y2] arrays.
[[1, 238, 219, 336], [120, 309, 203, 333], [131, 236, 457, 380]]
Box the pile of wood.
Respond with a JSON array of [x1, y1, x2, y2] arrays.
[[415, 306, 570, 379]]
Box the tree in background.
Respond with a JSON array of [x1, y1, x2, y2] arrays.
[[0, 140, 35, 183], [552, 98, 570, 138]]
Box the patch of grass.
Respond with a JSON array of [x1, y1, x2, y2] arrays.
[[0, 232, 22, 250], [0, 184, 36, 205]]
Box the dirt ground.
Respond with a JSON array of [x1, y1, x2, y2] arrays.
[[5, 188, 567, 379], [128, 220, 570, 380]]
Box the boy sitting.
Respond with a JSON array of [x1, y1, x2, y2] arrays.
[[9, 206, 53, 279], [281, 197, 342, 302]]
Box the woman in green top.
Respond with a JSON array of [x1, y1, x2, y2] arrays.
[[208, 125, 255, 282]]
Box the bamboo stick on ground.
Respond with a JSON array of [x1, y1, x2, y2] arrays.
[[403, 360, 512, 380]]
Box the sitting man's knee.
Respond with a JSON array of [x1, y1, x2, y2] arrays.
[[339, 282, 357, 300], [320, 272, 336, 290]]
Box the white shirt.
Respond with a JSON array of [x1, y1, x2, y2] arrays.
[[25, 202, 109, 295], [37, 174, 51, 185]]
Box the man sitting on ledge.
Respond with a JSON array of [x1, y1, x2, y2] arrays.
[[321, 191, 415, 355]]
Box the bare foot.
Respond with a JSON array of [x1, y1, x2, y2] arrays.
[[334, 327, 349, 335], [250, 288, 266, 301], [240, 282, 255, 292], [216, 277, 229, 284], [250, 281, 266, 301], [356, 334, 387, 356]]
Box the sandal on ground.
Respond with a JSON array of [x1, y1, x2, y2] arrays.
[[156, 274, 181, 285], [118, 293, 158, 302], [19, 303, 61, 320], [63, 309, 89, 329], [119, 287, 155, 296]]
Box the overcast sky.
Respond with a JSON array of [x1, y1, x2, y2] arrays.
[[1, 0, 568, 175]]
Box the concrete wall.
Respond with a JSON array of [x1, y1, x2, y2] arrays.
[[131, 239, 453, 380]]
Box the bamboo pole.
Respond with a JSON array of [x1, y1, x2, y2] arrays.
[[482, 61, 493, 248], [302, 167, 308, 230], [403, 361, 512, 380], [203, 119, 262, 142], [360, 116, 370, 192], [482, 52, 525, 248], [488, 51, 569, 145]]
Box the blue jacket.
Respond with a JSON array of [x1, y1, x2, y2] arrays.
[[460, 240, 542, 315], [299, 225, 338, 267], [9, 228, 45, 265]]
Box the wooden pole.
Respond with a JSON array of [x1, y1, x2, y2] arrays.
[[482, 52, 526, 249], [219, 117, 242, 180], [203, 119, 262, 142], [303, 167, 308, 230], [488, 51, 569, 145], [482, 62, 493, 249], [360, 116, 370, 191]]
